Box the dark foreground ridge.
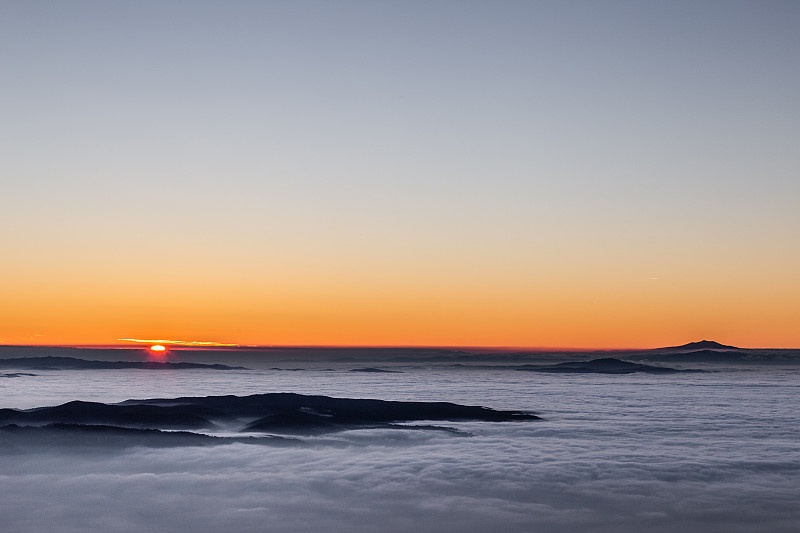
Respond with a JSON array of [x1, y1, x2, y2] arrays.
[[515, 358, 699, 374], [0, 423, 301, 453], [0, 356, 246, 371], [0, 393, 539, 450]]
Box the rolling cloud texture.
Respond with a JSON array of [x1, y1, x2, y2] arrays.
[[2, 423, 798, 533]]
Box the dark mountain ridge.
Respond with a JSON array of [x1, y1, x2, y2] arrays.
[[0, 393, 539, 442], [514, 358, 698, 374], [0, 423, 301, 452], [0, 356, 245, 371], [658, 340, 740, 351]]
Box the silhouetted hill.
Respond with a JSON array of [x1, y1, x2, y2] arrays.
[[0, 423, 300, 452], [0, 400, 220, 429], [0, 393, 539, 441], [514, 358, 697, 374], [0, 356, 246, 370], [659, 340, 739, 351], [349, 367, 402, 373]]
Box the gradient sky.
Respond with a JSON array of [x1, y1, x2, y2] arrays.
[[2, 0, 798, 348]]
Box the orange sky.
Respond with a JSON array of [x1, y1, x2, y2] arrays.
[[2, 246, 797, 348], [2, 3, 799, 349]]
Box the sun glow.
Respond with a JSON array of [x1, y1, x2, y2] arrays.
[[147, 344, 168, 361]]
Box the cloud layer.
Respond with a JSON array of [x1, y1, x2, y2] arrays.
[[2, 420, 799, 533], [2, 358, 799, 532]]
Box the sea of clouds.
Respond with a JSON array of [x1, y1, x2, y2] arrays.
[[2, 365, 799, 532]]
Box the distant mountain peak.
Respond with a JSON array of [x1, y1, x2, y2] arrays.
[[661, 340, 739, 351]]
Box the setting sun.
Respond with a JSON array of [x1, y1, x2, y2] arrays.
[[149, 345, 166, 352]]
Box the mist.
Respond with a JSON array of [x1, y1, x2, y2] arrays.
[[3, 414, 799, 533], [2, 347, 799, 532]]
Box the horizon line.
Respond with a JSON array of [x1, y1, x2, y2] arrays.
[[0, 341, 791, 351]]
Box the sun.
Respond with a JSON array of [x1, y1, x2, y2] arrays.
[[147, 344, 168, 361]]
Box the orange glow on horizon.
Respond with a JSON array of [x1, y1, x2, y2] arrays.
[[1, 259, 798, 350]]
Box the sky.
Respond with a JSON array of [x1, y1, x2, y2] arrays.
[[1, 0, 798, 349]]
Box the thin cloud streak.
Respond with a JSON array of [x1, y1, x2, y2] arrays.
[[118, 338, 239, 347]]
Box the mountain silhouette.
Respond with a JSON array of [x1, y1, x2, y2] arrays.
[[515, 358, 696, 374], [659, 340, 739, 351], [0, 356, 245, 371], [0, 423, 301, 452], [0, 393, 539, 441]]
